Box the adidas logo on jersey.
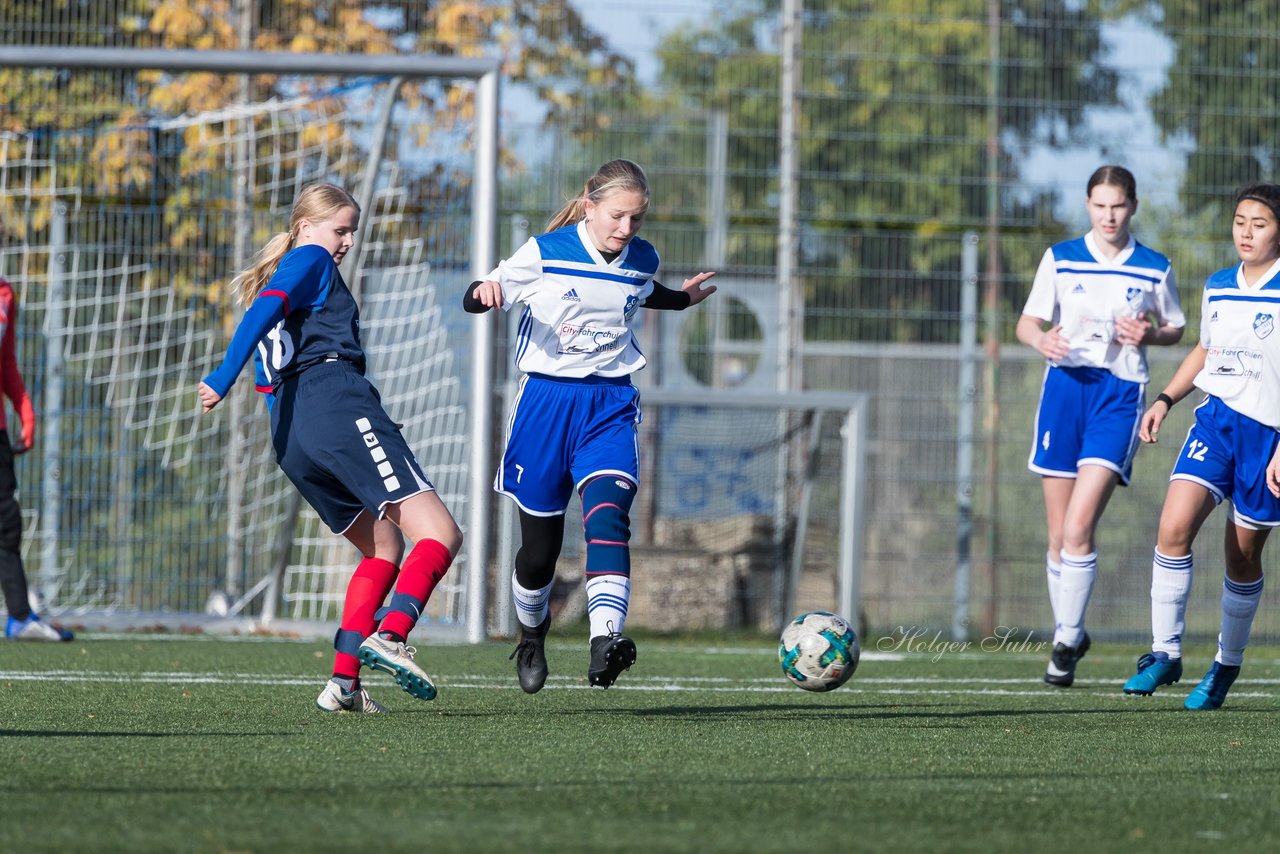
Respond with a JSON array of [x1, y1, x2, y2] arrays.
[[1071, 283, 1086, 294], [562, 288, 581, 301]]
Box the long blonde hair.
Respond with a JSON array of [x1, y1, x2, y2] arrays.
[[545, 159, 649, 233], [230, 182, 360, 305]]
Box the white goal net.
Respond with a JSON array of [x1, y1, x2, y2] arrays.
[[0, 67, 486, 637]]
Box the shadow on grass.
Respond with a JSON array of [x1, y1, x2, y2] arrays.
[[587, 704, 1274, 721], [0, 730, 298, 737]]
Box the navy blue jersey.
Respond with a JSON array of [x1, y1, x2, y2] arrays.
[[203, 244, 365, 397]]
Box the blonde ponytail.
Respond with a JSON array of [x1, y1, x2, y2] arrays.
[[228, 182, 360, 306], [231, 231, 294, 305]]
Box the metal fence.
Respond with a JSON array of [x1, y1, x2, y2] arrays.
[[4, 2, 1279, 641]]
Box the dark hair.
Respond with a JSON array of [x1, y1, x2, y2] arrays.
[[1234, 183, 1280, 222], [545, 159, 649, 232], [1086, 164, 1137, 203]]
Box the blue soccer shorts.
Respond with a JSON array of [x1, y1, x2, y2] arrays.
[[1028, 365, 1144, 484], [1170, 394, 1280, 529], [271, 360, 435, 534], [495, 373, 641, 516]]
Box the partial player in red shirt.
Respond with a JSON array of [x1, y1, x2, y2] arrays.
[[0, 275, 73, 641]]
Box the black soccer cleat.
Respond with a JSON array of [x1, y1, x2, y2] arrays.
[[508, 615, 551, 694], [588, 632, 637, 689], [1043, 631, 1091, 688]]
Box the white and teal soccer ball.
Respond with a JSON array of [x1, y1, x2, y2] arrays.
[[778, 610, 860, 692]]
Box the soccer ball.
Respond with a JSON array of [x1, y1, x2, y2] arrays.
[[778, 610, 860, 692]]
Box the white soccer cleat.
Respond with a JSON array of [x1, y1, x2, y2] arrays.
[[315, 679, 387, 714], [356, 634, 437, 701]]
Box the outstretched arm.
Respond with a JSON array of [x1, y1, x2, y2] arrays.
[[644, 272, 717, 310]]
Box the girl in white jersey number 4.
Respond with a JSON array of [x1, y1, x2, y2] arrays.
[[1016, 165, 1186, 688], [1124, 183, 1280, 710], [464, 160, 716, 692]]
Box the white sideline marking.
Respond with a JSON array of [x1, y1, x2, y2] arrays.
[[1, 670, 1273, 699]]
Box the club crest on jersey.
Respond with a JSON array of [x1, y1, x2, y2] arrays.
[[1255, 313, 1274, 339], [562, 288, 581, 301], [1126, 287, 1144, 311], [623, 294, 639, 320]]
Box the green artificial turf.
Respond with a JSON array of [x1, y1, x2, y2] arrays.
[[3, 633, 1279, 853]]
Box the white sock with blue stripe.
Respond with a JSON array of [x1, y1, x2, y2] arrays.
[[586, 574, 631, 638], [1216, 575, 1263, 667], [1151, 549, 1193, 659], [512, 571, 553, 630], [1054, 550, 1096, 648]]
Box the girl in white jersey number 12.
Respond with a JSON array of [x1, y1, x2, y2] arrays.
[[1124, 183, 1280, 710], [1016, 165, 1186, 688], [464, 159, 716, 692]]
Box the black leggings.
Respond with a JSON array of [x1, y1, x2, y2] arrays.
[[514, 510, 564, 590], [0, 434, 32, 620]]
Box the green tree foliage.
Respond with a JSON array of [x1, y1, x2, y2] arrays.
[[1144, 0, 1280, 222], [571, 0, 1121, 343]]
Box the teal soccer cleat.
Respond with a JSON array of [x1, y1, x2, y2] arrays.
[[357, 634, 437, 701], [1123, 651, 1183, 696], [1183, 661, 1240, 711]]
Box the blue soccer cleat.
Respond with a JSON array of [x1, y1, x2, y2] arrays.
[[5, 613, 74, 642], [1183, 661, 1240, 711], [1123, 651, 1182, 695]]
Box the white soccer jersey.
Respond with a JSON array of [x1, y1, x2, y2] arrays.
[[1194, 257, 1280, 428], [486, 220, 659, 378], [1023, 233, 1184, 383]]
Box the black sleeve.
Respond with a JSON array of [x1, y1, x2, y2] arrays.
[[462, 280, 489, 313], [643, 280, 692, 311]]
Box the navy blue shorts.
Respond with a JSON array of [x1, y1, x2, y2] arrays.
[[1028, 365, 1144, 485], [270, 361, 435, 534], [495, 373, 641, 516]]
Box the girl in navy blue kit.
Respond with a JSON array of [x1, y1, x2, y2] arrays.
[[464, 159, 716, 693], [200, 183, 461, 712]]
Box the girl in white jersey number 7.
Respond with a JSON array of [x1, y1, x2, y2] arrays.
[[1124, 182, 1280, 710], [464, 159, 716, 692]]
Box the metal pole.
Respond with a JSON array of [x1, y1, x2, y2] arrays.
[[982, 0, 1002, 636], [837, 399, 868, 634], [0, 45, 498, 78], [955, 232, 979, 640], [222, 0, 255, 601], [466, 69, 500, 644], [495, 214, 528, 638], [772, 0, 804, 629], [777, 0, 802, 393], [40, 204, 67, 607], [347, 76, 406, 297]]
